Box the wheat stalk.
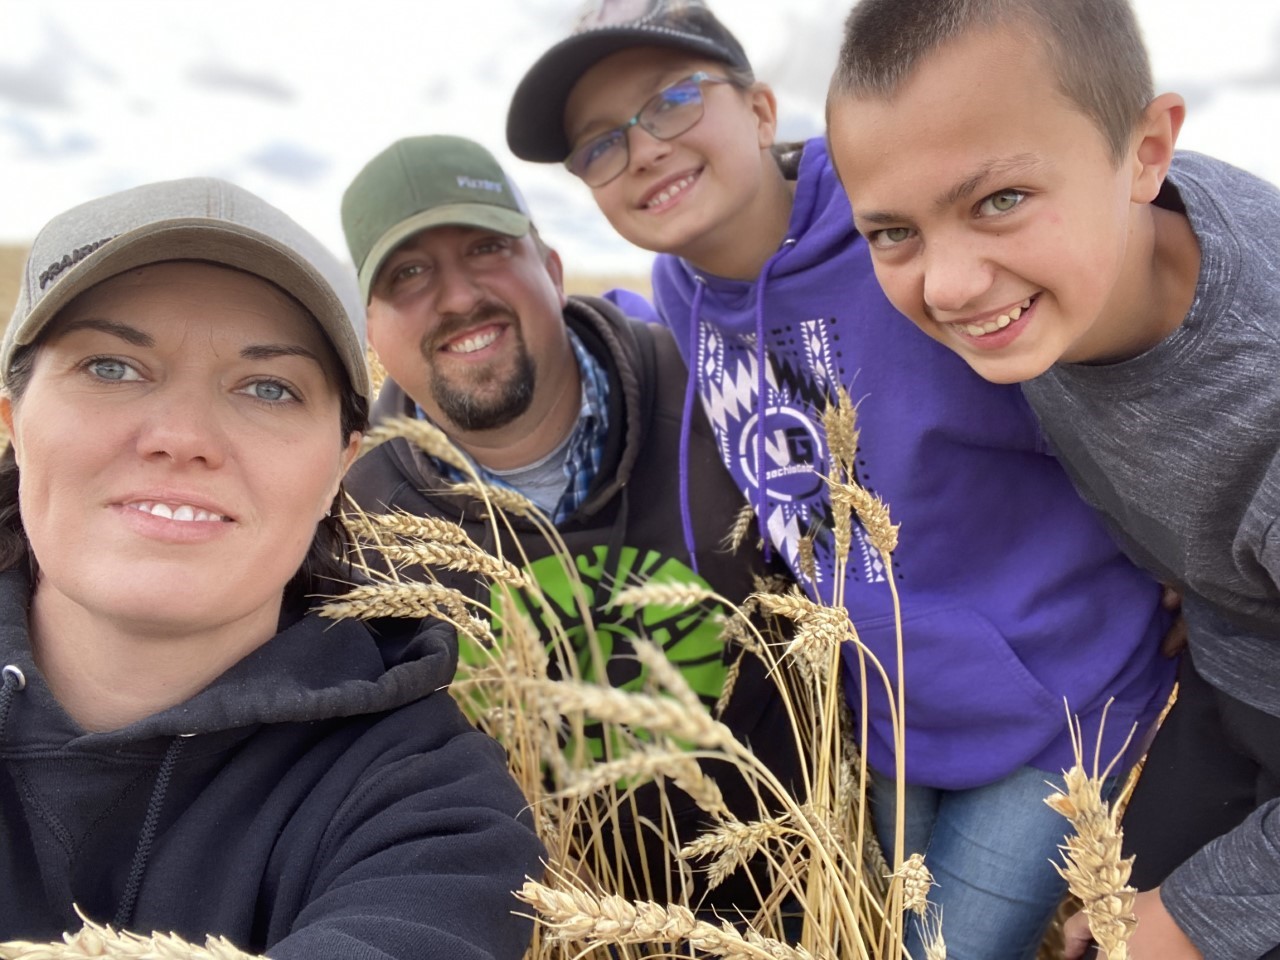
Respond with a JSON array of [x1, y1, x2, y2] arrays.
[[1044, 705, 1138, 960], [0, 907, 263, 959], [360, 416, 474, 476], [559, 749, 729, 819], [611, 583, 719, 611], [315, 581, 475, 623], [376, 542, 530, 588], [724, 503, 757, 553], [447, 481, 542, 520], [516, 880, 819, 960], [894, 853, 934, 916]]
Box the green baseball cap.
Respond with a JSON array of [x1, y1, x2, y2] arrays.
[[341, 135, 533, 302]]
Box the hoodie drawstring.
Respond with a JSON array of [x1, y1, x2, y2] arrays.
[[752, 240, 797, 563], [114, 735, 186, 929], [677, 277, 709, 575], [0, 665, 26, 743]]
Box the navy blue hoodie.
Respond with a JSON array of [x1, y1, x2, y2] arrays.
[[649, 138, 1176, 790], [0, 568, 542, 958]]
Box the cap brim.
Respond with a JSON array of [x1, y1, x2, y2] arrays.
[[507, 28, 740, 163], [8, 220, 371, 400], [358, 203, 530, 301]]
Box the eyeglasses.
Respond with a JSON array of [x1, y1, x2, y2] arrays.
[[564, 71, 732, 188]]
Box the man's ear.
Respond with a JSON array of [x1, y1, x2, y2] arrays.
[[748, 82, 780, 150], [543, 246, 567, 307], [1131, 92, 1186, 204]]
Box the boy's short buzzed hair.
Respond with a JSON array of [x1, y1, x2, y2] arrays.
[[829, 0, 1154, 162]]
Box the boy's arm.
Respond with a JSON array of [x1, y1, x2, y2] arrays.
[[1159, 800, 1280, 958]]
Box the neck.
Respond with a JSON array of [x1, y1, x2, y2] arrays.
[[30, 582, 280, 732], [685, 161, 797, 281], [1096, 203, 1201, 363]]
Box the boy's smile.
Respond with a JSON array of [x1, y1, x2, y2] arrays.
[[828, 24, 1188, 384]]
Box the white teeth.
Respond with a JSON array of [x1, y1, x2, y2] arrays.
[[646, 174, 697, 209], [447, 329, 500, 354], [960, 297, 1035, 338], [129, 502, 224, 522]]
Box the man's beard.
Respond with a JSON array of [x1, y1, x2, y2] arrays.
[[424, 305, 537, 432]]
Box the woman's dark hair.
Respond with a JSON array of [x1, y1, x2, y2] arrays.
[[0, 328, 370, 607]]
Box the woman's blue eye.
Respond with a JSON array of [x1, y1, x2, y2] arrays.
[[245, 380, 295, 403], [88, 358, 138, 381]]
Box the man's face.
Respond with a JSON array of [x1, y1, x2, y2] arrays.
[[367, 225, 570, 433], [828, 25, 1149, 383]]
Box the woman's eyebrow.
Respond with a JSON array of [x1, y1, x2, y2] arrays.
[[55, 318, 154, 347], [240, 343, 323, 365]]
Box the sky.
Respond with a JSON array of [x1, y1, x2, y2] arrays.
[[2, 0, 1278, 277]]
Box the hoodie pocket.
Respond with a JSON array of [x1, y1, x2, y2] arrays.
[[841, 606, 1065, 791]]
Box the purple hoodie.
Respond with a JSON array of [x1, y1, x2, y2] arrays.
[[646, 138, 1175, 789]]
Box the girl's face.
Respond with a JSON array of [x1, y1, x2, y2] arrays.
[[564, 47, 779, 270], [2, 261, 360, 643]]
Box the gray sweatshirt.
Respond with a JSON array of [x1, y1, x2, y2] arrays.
[[1023, 151, 1280, 959]]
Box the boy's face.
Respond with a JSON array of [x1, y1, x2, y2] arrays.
[[828, 25, 1150, 384]]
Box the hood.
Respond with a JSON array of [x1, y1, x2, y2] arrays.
[[363, 294, 649, 527], [0, 567, 457, 748], [652, 137, 854, 331]]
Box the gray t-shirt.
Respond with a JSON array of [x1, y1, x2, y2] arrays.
[[1022, 151, 1280, 957]]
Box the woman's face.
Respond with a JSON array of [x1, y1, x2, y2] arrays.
[[2, 261, 360, 641]]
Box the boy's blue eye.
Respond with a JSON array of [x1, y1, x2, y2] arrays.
[[869, 226, 915, 249], [980, 189, 1025, 215]]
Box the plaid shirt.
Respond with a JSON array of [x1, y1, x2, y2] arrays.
[[422, 328, 610, 524]]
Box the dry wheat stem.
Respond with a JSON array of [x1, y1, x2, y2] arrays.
[[558, 750, 729, 820], [610, 583, 720, 612], [315, 581, 475, 624], [724, 502, 757, 553], [352, 510, 474, 546], [447, 480, 543, 521], [376, 542, 530, 588], [1044, 705, 1139, 960], [627, 635, 709, 714], [0, 907, 263, 959], [516, 880, 820, 960], [360, 416, 475, 476], [894, 853, 934, 916], [537, 680, 738, 752]]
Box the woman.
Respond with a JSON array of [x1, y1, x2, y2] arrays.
[[0, 178, 542, 958]]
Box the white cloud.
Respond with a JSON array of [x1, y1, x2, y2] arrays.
[[2, 0, 1276, 278]]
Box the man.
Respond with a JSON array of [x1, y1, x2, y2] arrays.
[[340, 135, 797, 915]]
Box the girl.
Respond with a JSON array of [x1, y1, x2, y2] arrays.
[[506, 2, 1175, 957]]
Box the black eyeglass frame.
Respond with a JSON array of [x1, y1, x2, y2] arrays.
[[564, 71, 734, 188]]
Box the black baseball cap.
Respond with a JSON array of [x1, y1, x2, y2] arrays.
[[507, 0, 751, 163]]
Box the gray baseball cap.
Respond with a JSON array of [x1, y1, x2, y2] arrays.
[[341, 135, 533, 303], [4, 177, 370, 400]]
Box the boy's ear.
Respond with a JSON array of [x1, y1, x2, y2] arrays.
[[748, 82, 780, 150], [1130, 92, 1186, 203]]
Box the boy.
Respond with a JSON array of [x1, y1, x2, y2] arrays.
[[826, 1, 1280, 957]]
